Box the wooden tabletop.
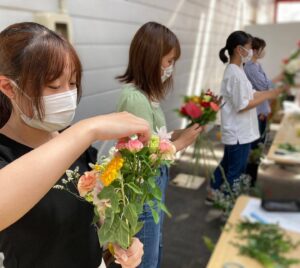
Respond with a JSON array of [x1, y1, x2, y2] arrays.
[[206, 195, 300, 268], [267, 113, 300, 165]]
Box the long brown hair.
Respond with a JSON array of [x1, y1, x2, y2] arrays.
[[117, 21, 181, 101], [0, 22, 82, 128]]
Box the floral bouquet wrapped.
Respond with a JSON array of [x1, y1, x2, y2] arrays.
[[282, 40, 300, 86], [55, 127, 175, 249], [178, 89, 221, 126], [176, 89, 222, 177]]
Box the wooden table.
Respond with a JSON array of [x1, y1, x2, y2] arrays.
[[206, 195, 300, 268], [267, 113, 300, 165]]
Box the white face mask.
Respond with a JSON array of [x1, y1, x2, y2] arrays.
[[239, 46, 253, 63], [14, 86, 77, 132], [161, 64, 174, 82]]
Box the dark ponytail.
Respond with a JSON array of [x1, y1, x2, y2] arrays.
[[219, 30, 252, 64], [219, 47, 228, 63]]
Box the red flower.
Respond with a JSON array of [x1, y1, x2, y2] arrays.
[[183, 102, 202, 119], [180, 106, 188, 116], [210, 102, 220, 112], [201, 101, 210, 108], [298, 40, 300, 48], [283, 58, 289, 65]]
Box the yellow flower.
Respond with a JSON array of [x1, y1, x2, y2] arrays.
[[100, 156, 124, 186], [192, 96, 200, 103], [93, 163, 105, 172]]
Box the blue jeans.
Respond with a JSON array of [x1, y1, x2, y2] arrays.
[[136, 165, 169, 268], [211, 143, 251, 191]]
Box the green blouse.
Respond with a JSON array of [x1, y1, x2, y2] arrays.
[[116, 83, 166, 132]]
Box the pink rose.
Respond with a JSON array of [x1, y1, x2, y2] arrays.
[[159, 139, 175, 154], [183, 102, 203, 119], [160, 141, 176, 161], [116, 140, 127, 150], [126, 139, 144, 152], [77, 170, 97, 197], [210, 102, 220, 112]]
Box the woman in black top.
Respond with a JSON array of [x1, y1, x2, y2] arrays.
[[0, 22, 148, 268]]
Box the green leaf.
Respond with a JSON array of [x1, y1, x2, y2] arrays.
[[98, 186, 119, 213], [124, 204, 138, 230], [148, 177, 156, 188], [203, 236, 215, 252], [134, 221, 144, 235], [92, 206, 100, 225], [158, 202, 172, 218], [126, 182, 143, 195], [150, 207, 160, 224], [98, 214, 120, 246], [151, 186, 162, 201], [115, 220, 131, 249]]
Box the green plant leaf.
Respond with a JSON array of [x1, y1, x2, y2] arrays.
[[133, 221, 144, 236], [150, 207, 160, 224], [124, 204, 138, 230], [158, 202, 172, 218], [148, 177, 156, 188], [98, 186, 119, 213], [203, 236, 215, 252], [126, 182, 143, 195], [115, 220, 131, 249]]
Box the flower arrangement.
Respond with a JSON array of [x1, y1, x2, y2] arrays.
[[177, 89, 222, 126], [176, 89, 222, 177], [54, 127, 176, 249], [282, 40, 300, 86]]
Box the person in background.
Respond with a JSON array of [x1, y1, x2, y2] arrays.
[[116, 21, 203, 268], [208, 31, 287, 202], [0, 22, 147, 268], [244, 37, 285, 186]]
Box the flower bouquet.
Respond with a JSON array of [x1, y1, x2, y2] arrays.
[[282, 40, 300, 86], [54, 128, 175, 249], [178, 89, 221, 126], [176, 89, 222, 177]]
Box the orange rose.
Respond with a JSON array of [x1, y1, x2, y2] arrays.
[[77, 171, 97, 197]]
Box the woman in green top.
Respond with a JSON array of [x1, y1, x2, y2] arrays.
[[116, 22, 202, 268]]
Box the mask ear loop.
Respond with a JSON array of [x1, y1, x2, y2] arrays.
[[9, 80, 35, 120]]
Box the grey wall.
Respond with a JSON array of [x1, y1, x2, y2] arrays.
[[246, 22, 300, 79]]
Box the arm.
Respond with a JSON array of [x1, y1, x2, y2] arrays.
[[0, 112, 150, 231], [172, 124, 203, 152], [240, 88, 283, 112]]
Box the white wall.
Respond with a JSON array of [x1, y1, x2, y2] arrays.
[[0, 0, 253, 152], [245, 22, 300, 79]]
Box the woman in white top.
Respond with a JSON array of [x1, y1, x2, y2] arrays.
[[210, 31, 286, 195]]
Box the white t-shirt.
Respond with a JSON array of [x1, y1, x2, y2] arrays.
[[220, 64, 260, 145]]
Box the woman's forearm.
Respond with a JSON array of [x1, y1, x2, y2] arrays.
[[240, 88, 281, 112]]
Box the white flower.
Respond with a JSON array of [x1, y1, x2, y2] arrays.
[[155, 126, 172, 140], [285, 58, 300, 74]]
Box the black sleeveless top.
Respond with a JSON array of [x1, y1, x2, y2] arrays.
[[0, 134, 102, 268]]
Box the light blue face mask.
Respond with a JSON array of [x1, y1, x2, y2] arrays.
[[11, 81, 77, 132]]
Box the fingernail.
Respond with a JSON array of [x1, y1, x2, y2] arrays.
[[122, 254, 128, 261]]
